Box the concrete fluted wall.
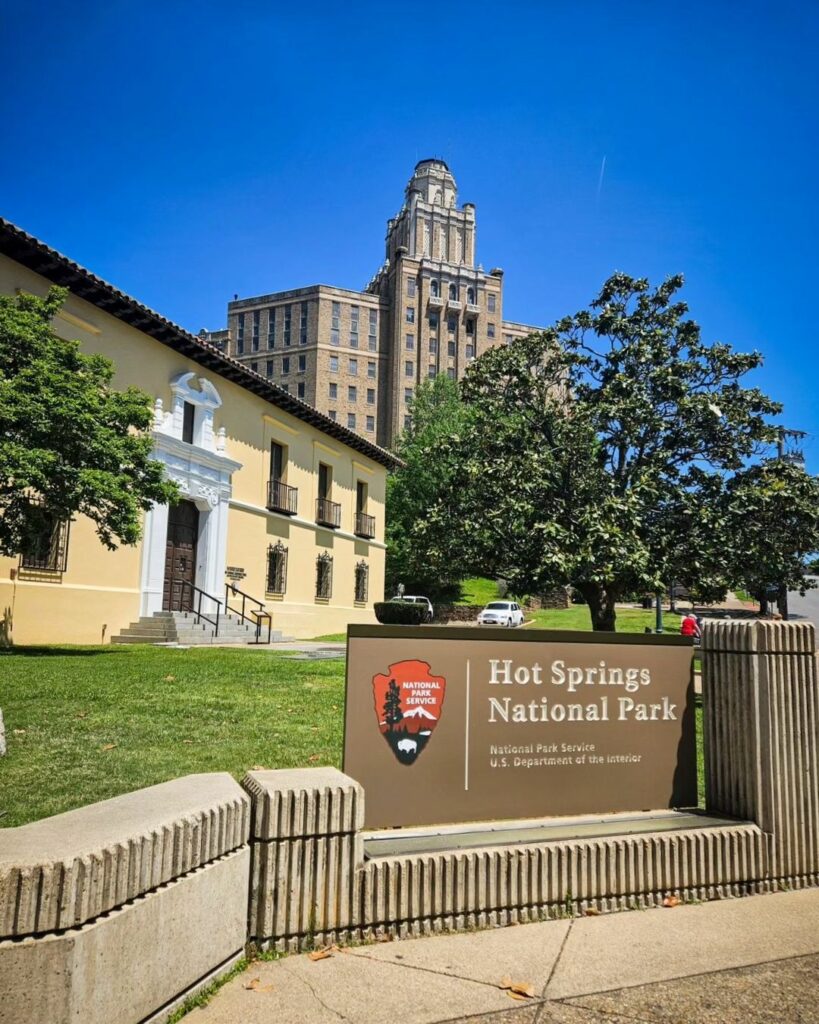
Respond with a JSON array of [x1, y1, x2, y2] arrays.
[[2, 620, 818, 1021]]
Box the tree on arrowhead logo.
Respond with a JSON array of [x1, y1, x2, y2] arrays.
[[372, 660, 446, 765]]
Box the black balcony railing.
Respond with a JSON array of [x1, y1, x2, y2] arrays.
[[267, 478, 298, 516], [316, 496, 341, 528], [354, 511, 376, 539]]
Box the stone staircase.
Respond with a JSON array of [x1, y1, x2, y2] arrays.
[[112, 610, 287, 646]]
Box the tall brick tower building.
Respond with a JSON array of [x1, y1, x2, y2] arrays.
[[215, 160, 544, 449]]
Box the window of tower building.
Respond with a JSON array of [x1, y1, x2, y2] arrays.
[[429, 313, 439, 329], [488, 322, 496, 339], [429, 338, 438, 354], [366, 415, 374, 432], [347, 412, 356, 429], [349, 357, 358, 375], [428, 366, 437, 378], [447, 367, 456, 379], [406, 306, 415, 323], [329, 409, 337, 421], [406, 333, 415, 350], [466, 320, 475, 336], [300, 302, 308, 344], [404, 387, 413, 403], [267, 308, 276, 348], [405, 361, 413, 377], [283, 305, 292, 346], [331, 328, 339, 345], [406, 278, 416, 297], [252, 310, 260, 350], [251, 360, 258, 373], [298, 354, 306, 372], [282, 356, 290, 375], [448, 284, 457, 301], [350, 305, 359, 348], [266, 360, 273, 377], [329, 355, 339, 373], [447, 317, 456, 333], [448, 340, 456, 356], [430, 279, 439, 297], [504, 334, 513, 345], [369, 309, 377, 335], [466, 344, 475, 359], [467, 287, 475, 305], [237, 313, 245, 354], [331, 300, 340, 345], [367, 388, 375, 404], [297, 382, 305, 399], [367, 361, 376, 378], [404, 414, 412, 430], [348, 385, 357, 401], [488, 293, 497, 312], [329, 382, 337, 399]]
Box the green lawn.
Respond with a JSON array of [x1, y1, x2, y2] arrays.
[[457, 576, 501, 605], [0, 645, 346, 827], [525, 605, 683, 635]]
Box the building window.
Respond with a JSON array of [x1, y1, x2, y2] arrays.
[[349, 357, 358, 375], [404, 387, 413, 403], [315, 552, 333, 599], [266, 541, 288, 595], [367, 388, 375, 404], [466, 320, 475, 336], [430, 279, 439, 297], [504, 334, 513, 345], [406, 333, 415, 350], [448, 340, 456, 356], [331, 328, 340, 346], [354, 560, 369, 603], [283, 305, 292, 346], [182, 401, 195, 444], [448, 283, 457, 300], [300, 302, 308, 344], [252, 310, 260, 351], [488, 293, 496, 312], [429, 313, 439, 329], [406, 278, 416, 297], [282, 383, 290, 394], [236, 313, 245, 354], [367, 360, 376, 378], [467, 287, 475, 305], [298, 354, 306, 373], [266, 360, 273, 377], [405, 361, 413, 377], [347, 412, 356, 429], [250, 360, 258, 374], [19, 504, 70, 572], [429, 338, 438, 354], [297, 382, 305, 399], [428, 365, 437, 378], [447, 317, 457, 333], [368, 309, 377, 349], [406, 307, 415, 324], [329, 382, 337, 399], [267, 308, 276, 348], [488, 322, 496, 339], [331, 300, 340, 345], [447, 367, 456, 379], [366, 415, 374, 432], [330, 355, 339, 373], [329, 409, 337, 421], [404, 414, 412, 430], [350, 305, 359, 347], [348, 385, 357, 402], [282, 356, 290, 375], [466, 344, 475, 359]]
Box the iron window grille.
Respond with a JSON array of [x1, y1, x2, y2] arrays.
[[354, 560, 369, 603], [266, 541, 288, 595], [19, 504, 70, 572], [316, 552, 333, 599]]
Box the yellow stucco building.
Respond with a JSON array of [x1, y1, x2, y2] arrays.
[[0, 219, 399, 645]]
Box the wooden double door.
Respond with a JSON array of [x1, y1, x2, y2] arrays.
[[163, 500, 199, 611]]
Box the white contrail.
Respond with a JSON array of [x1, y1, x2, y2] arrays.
[[597, 155, 607, 200]]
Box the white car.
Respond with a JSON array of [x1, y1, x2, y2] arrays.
[[477, 601, 525, 627], [390, 595, 434, 622]]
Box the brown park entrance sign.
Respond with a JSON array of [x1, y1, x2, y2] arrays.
[[343, 625, 697, 829]]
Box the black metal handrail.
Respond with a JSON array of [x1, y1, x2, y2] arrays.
[[267, 478, 298, 516], [170, 579, 221, 634], [354, 511, 376, 539], [315, 496, 341, 528], [224, 582, 272, 644]]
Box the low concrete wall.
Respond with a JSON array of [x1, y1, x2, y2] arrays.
[[0, 774, 250, 1024]]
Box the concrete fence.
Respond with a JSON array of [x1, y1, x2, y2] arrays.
[[1, 620, 817, 1023]]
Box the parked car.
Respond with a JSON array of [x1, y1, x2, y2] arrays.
[[390, 595, 434, 622], [477, 600, 525, 627]]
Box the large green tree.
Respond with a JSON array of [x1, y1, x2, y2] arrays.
[[424, 273, 781, 629], [0, 288, 177, 557]]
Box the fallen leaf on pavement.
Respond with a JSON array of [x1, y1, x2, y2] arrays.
[[100, 743, 117, 751], [663, 896, 681, 908], [498, 978, 535, 998], [584, 907, 601, 916], [308, 949, 333, 961], [243, 977, 274, 993]]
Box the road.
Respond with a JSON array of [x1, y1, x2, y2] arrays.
[[788, 575, 819, 628]]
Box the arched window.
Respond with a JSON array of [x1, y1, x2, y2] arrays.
[[449, 283, 457, 301], [354, 561, 369, 603], [316, 552, 333, 599], [266, 542, 288, 595], [467, 287, 475, 304], [430, 279, 439, 297]]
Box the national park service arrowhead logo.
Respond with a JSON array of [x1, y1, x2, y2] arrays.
[[372, 660, 446, 765]]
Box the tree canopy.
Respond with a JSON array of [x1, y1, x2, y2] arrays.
[[0, 288, 177, 557]]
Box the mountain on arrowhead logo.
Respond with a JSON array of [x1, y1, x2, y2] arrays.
[[372, 660, 447, 766]]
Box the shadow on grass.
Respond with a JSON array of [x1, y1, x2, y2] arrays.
[[0, 645, 128, 657]]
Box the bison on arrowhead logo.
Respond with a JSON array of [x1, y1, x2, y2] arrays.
[[372, 660, 447, 765]]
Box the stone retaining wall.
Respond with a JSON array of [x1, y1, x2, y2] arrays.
[[2, 620, 818, 1022]]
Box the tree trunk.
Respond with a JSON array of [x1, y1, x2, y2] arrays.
[[756, 587, 768, 617], [579, 583, 618, 631], [777, 584, 789, 620]]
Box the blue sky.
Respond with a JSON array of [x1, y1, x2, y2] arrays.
[[2, 2, 818, 465]]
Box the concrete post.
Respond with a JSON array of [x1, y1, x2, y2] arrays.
[[243, 768, 365, 951], [702, 619, 819, 884]]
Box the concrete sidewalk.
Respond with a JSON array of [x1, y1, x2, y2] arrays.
[[192, 888, 819, 1023]]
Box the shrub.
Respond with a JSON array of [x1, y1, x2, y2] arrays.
[[374, 601, 428, 626]]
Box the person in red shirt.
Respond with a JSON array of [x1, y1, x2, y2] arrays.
[[680, 611, 701, 640]]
